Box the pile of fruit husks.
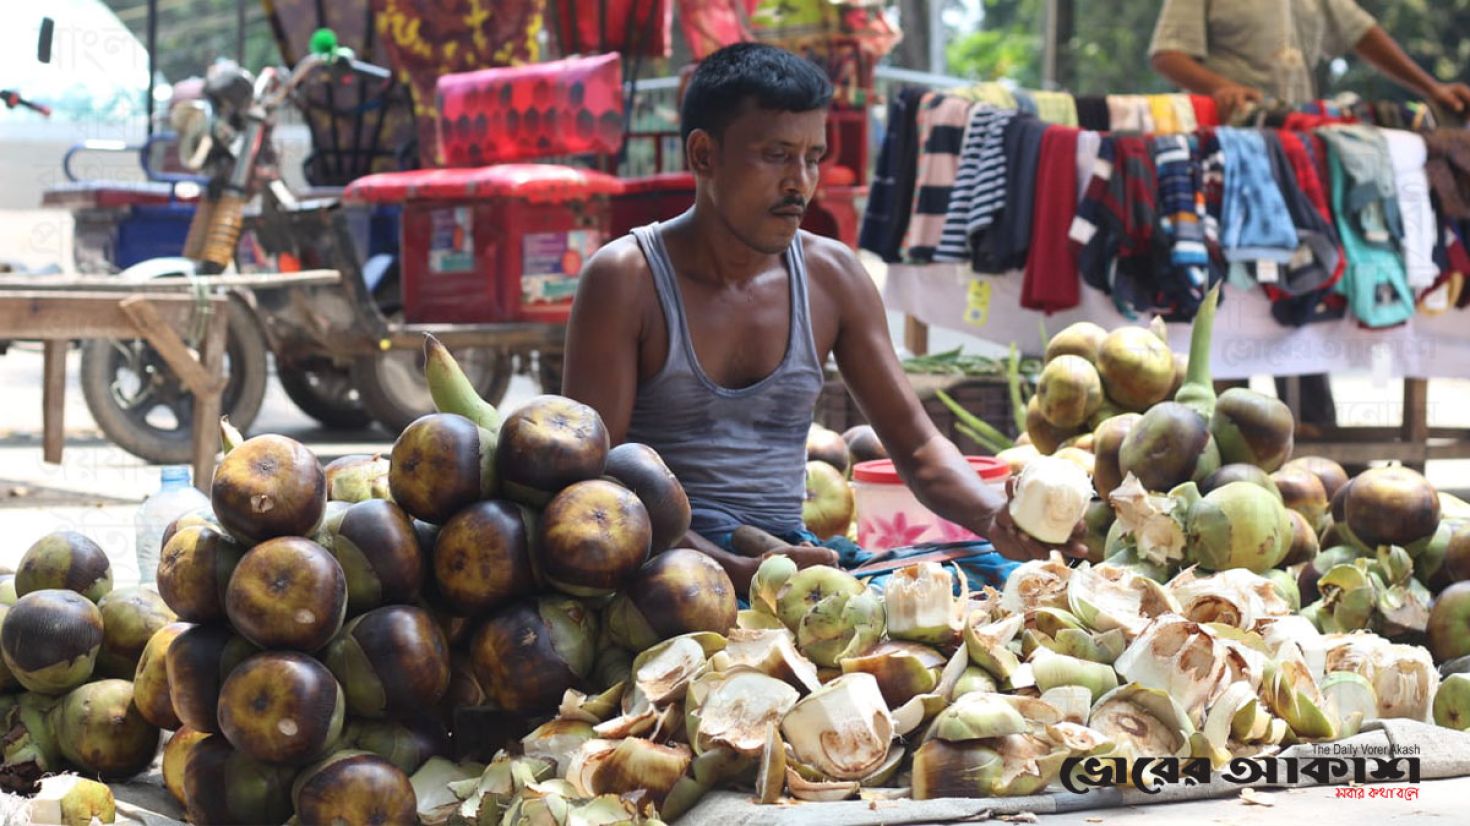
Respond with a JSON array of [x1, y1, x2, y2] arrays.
[[5, 297, 1470, 826]]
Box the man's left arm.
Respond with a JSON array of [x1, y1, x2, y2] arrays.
[[818, 242, 1084, 561], [1337, 8, 1470, 115]]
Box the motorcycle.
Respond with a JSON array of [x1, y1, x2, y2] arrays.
[[74, 34, 508, 460]]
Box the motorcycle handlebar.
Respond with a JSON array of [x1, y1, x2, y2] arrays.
[[1, 89, 50, 117]]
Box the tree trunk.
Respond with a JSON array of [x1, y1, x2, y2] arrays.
[[893, 0, 932, 71]]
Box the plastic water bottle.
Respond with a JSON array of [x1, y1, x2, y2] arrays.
[[134, 466, 211, 586]]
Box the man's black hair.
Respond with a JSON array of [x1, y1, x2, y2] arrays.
[[680, 42, 833, 145]]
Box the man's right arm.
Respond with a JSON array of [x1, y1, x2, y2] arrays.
[[560, 239, 646, 444], [1148, 0, 1262, 119]]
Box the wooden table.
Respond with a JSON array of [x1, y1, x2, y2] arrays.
[[0, 290, 230, 492]]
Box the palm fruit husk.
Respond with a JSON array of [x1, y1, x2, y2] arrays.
[[1029, 649, 1119, 704], [913, 733, 1071, 799], [1066, 563, 1180, 639], [749, 555, 796, 619], [796, 587, 884, 668], [1263, 656, 1336, 739], [839, 641, 945, 708], [929, 691, 1029, 741], [882, 562, 965, 645], [26, 774, 116, 826], [721, 628, 821, 694], [690, 669, 798, 757], [1320, 671, 1378, 737], [1088, 684, 1194, 769], [1107, 475, 1191, 568], [1000, 552, 1073, 615], [629, 633, 725, 708], [1316, 563, 1380, 633], [1, 693, 62, 793], [1112, 616, 1234, 726], [780, 673, 892, 781], [1166, 567, 1291, 630], [963, 612, 1025, 681]]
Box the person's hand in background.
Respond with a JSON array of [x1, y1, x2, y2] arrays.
[[1213, 83, 1264, 120], [1429, 81, 1470, 114]]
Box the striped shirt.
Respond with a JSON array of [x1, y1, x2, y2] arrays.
[[899, 94, 975, 262], [933, 105, 1017, 263]]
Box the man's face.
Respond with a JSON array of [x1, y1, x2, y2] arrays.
[[695, 103, 828, 255]]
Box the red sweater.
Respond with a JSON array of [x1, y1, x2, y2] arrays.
[[1022, 126, 1082, 312]]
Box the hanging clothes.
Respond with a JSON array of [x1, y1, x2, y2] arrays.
[[1269, 131, 1351, 327], [1258, 131, 1340, 298], [861, 87, 927, 263], [861, 89, 913, 260], [1153, 135, 1208, 271], [1107, 95, 1155, 132], [1075, 131, 1103, 202], [1021, 127, 1083, 312], [1148, 95, 1182, 134], [973, 114, 1049, 274], [1216, 127, 1299, 265], [1319, 126, 1416, 328], [900, 93, 974, 262], [1171, 95, 1199, 132], [1425, 130, 1470, 221], [1070, 135, 1172, 319], [1013, 89, 1039, 117], [1075, 96, 1112, 131], [1032, 91, 1080, 127], [1382, 130, 1438, 289], [934, 105, 1017, 264], [1190, 95, 1220, 127]]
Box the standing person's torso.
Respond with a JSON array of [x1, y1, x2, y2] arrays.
[[1154, 0, 1376, 104], [624, 222, 827, 539]]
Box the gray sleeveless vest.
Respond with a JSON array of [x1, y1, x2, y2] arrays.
[[625, 223, 826, 538]]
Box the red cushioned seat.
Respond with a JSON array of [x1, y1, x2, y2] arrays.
[[617, 171, 696, 195], [435, 53, 625, 168], [42, 181, 199, 209], [344, 164, 625, 205]]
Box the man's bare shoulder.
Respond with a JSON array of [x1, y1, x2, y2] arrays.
[[580, 234, 652, 290], [798, 231, 873, 297], [573, 233, 655, 310]]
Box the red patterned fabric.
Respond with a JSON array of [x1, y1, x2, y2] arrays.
[[344, 164, 624, 204], [1190, 95, 1219, 127], [554, 0, 672, 57], [371, 0, 547, 168], [676, 0, 753, 59], [434, 53, 625, 167]]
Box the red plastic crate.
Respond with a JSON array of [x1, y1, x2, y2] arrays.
[[399, 196, 609, 324]]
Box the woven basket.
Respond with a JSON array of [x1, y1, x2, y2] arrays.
[[814, 372, 1023, 454]]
